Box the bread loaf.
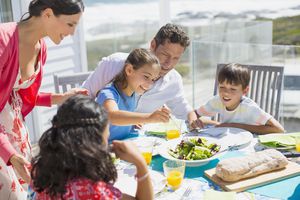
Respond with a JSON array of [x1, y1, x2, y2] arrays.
[[216, 149, 288, 182]]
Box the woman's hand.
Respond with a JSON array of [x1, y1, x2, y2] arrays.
[[9, 154, 31, 184], [62, 88, 89, 102], [51, 88, 89, 105], [111, 141, 146, 166]]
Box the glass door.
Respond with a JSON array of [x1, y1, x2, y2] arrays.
[[0, 0, 13, 22]]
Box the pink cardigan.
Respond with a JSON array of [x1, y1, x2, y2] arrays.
[[0, 22, 51, 164]]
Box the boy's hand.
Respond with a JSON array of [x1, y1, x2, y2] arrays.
[[216, 122, 231, 127], [190, 118, 204, 130]]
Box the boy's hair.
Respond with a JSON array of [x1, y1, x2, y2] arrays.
[[113, 48, 160, 89], [154, 23, 190, 49], [218, 63, 250, 89], [31, 95, 117, 197]]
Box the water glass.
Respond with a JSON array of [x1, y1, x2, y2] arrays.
[[295, 137, 300, 152], [138, 140, 154, 165], [163, 160, 185, 190], [166, 118, 182, 140]]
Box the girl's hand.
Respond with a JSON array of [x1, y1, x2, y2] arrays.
[[134, 124, 144, 129], [148, 106, 170, 123], [9, 154, 31, 184], [111, 141, 146, 166]]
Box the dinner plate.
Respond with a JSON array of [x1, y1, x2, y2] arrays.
[[258, 133, 295, 150], [143, 123, 166, 137], [143, 120, 188, 137], [198, 127, 253, 148], [157, 137, 226, 167], [150, 170, 166, 194], [126, 136, 166, 156], [115, 163, 165, 195], [260, 143, 295, 150]]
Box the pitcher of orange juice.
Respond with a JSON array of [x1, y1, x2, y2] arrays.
[[163, 160, 185, 190]]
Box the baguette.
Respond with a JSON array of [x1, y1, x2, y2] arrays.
[[216, 149, 288, 182]]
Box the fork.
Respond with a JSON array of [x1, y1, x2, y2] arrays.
[[217, 143, 240, 154], [180, 186, 192, 199]]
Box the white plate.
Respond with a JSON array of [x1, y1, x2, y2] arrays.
[[258, 133, 295, 150], [260, 143, 295, 150], [126, 136, 166, 156], [199, 127, 253, 148], [143, 123, 166, 135], [115, 164, 165, 195], [143, 120, 188, 136], [151, 170, 166, 194], [157, 137, 226, 167]]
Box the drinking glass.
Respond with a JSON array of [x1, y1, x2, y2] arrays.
[[295, 137, 300, 152], [166, 118, 182, 140], [138, 140, 154, 165], [163, 160, 185, 190]]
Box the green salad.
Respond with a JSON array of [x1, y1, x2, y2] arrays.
[[168, 137, 220, 160]]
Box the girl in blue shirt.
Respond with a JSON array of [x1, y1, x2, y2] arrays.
[[97, 48, 170, 141]]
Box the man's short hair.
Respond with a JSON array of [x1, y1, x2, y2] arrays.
[[218, 63, 250, 89], [154, 23, 190, 49]]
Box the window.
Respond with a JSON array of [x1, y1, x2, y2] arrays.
[[0, 0, 13, 22], [284, 75, 300, 90]]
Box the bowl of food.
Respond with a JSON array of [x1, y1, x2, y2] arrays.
[[157, 137, 224, 167]]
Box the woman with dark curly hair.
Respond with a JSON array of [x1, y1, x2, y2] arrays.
[[31, 95, 153, 200]]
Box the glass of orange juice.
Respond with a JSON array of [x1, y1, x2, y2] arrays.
[[295, 137, 300, 152], [138, 140, 154, 165], [163, 160, 185, 190], [166, 118, 182, 140]]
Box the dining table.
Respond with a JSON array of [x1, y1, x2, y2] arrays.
[[116, 127, 300, 200]]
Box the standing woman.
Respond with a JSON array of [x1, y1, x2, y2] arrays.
[[0, 0, 86, 199]]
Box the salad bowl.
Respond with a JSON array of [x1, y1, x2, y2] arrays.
[[157, 137, 226, 167]]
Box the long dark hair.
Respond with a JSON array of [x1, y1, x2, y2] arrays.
[[21, 0, 84, 21], [113, 48, 159, 90], [31, 95, 117, 197]]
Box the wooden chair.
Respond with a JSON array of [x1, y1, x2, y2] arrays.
[[213, 64, 284, 120], [53, 71, 92, 93]]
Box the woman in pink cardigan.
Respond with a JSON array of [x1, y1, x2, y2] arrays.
[[0, 0, 86, 199]]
